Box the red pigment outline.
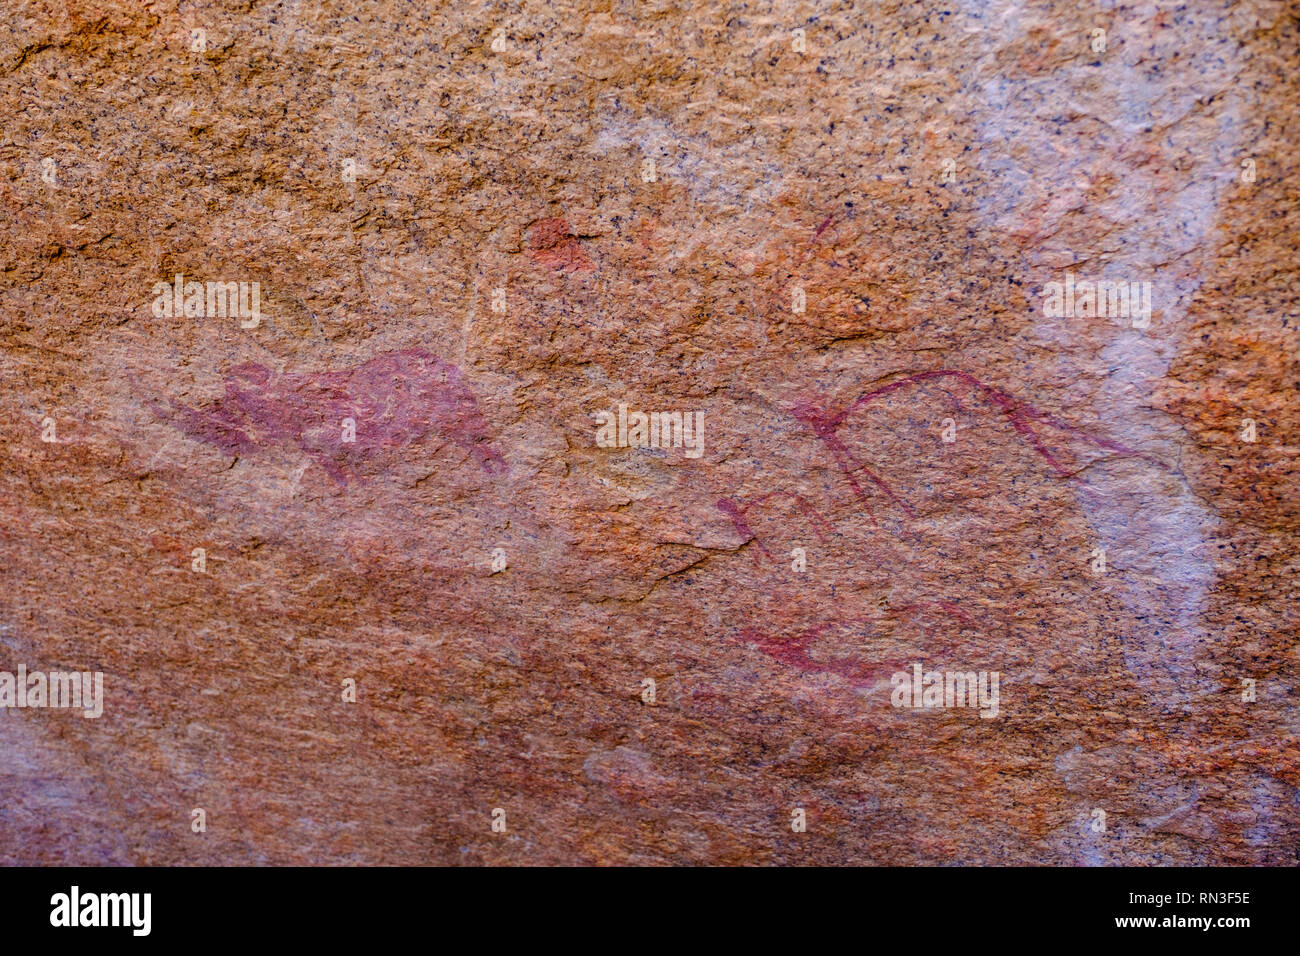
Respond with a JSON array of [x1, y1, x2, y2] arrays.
[[720, 372, 1162, 687], [715, 491, 835, 559], [791, 368, 1166, 522], [736, 602, 975, 688]]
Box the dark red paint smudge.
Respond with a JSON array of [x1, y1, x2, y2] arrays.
[[154, 348, 505, 485], [527, 217, 593, 273], [811, 214, 834, 243]]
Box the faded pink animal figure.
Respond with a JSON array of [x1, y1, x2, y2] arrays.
[[156, 349, 506, 485]]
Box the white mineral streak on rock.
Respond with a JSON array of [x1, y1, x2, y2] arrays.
[[957, 0, 1263, 859], [957, 0, 1243, 702]]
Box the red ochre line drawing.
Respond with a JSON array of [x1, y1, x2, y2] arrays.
[[734, 602, 973, 688], [151, 348, 506, 485], [789, 368, 1165, 522], [715, 491, 835, 559], [788, 212, 839, 270], [737, 620, 876, 687], [717, 370, 1164, 685]]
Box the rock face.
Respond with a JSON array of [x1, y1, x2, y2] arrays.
[[0, 0, 1296, 866]]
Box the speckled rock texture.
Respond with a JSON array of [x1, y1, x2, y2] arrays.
[[0, 0, 1296, 865]]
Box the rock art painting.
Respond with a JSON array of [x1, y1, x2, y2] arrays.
[[154, 349, 506, 485], [0, 0, 1294, 879]]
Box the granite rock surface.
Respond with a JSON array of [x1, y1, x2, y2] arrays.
[[0, 0, 1296, 864]]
